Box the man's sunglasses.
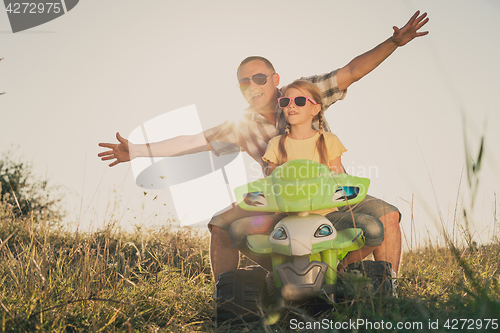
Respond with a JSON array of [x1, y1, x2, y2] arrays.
[[278, 96, 318, 108], [238, 73, 274, 89]]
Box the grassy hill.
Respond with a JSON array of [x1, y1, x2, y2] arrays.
[[1, 200, 499, 332]]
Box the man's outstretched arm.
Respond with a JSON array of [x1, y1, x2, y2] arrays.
[[337, 10, 429, 91], [98, 132, 210, 167]]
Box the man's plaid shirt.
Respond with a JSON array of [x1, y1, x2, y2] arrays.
[[203, 70, 346, 170]]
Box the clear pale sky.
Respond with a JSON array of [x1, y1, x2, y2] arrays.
[[1, 0, 499, 249]]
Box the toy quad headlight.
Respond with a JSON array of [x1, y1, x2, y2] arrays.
[[315, 224, 334, 237], [272, 227, 287, 240]]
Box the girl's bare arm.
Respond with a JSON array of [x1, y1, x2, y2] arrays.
[[265, 162, 278, 176], [329, 156, 344, 173]]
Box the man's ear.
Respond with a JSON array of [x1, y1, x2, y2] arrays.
[[273, 73, 280, 87]]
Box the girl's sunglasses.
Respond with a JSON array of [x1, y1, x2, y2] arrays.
[[238, 73, 274, 89], [278, 96, 318, 108]]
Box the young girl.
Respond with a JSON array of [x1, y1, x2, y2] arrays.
[[263, 80, 344, 171], [261, 80, 384, 268], [262, 80, 346, 216]]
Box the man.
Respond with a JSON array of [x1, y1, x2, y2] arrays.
[[99, 11, 429, 281]]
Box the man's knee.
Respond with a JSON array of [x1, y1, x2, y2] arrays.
[[208, 209, 231, 234], [227, 220, 248, 249], [356, 215, 384, 247]]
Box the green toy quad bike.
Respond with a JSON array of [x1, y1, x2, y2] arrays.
[[215, 160, 394, 323]]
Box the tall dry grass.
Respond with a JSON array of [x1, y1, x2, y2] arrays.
[[1, 195, 499, 332], [0, 201, 213, 332]]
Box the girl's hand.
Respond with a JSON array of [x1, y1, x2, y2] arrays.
[[98, 132, 132, 167], [265, 162, 278, 176]]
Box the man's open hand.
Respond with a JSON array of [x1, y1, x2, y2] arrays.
[[98, 132, 131, 167], [392, 10, 429, 47]]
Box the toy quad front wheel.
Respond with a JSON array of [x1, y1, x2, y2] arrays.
[[339, 260, 396, 298], [215, 265, 269, 324]]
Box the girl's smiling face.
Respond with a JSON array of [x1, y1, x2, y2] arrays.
[[282, 88, 321, 127]]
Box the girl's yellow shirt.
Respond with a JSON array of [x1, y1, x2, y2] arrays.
[[263, 132, 346, 166], [262, 132, 347, 216]]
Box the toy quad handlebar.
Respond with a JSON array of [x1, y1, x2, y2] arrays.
[[234, 159, 370, 212]]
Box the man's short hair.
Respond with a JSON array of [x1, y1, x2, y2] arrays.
[[237, 56, 276, 78]]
